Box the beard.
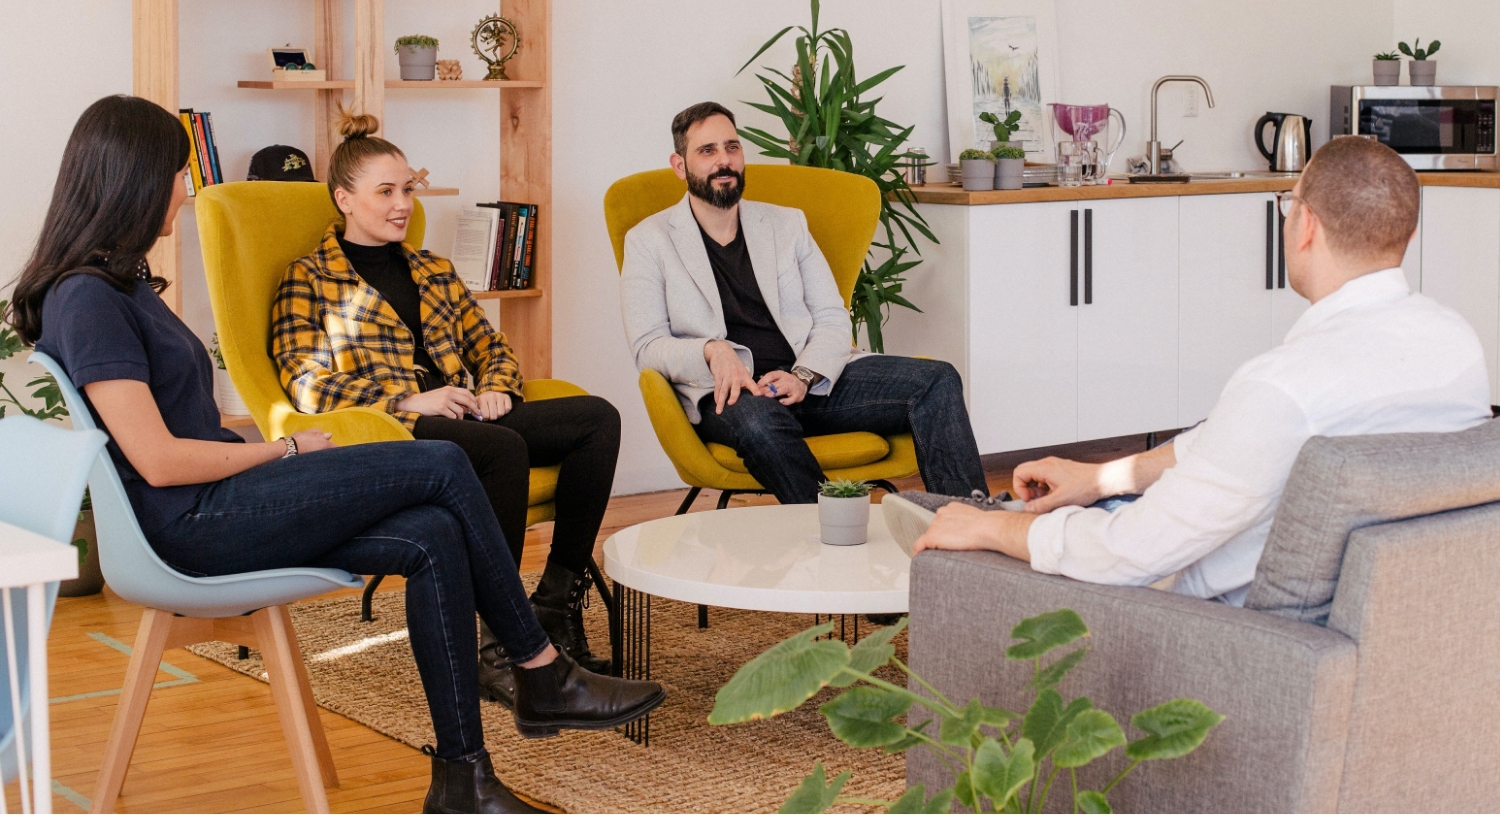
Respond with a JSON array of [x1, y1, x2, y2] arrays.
[[686, 166, 745, 209]]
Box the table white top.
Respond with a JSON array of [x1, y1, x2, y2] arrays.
[[0, 519, 78, 587], [602, 504, 909, 614]]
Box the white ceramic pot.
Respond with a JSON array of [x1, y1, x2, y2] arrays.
[[397, 45, 438, 80], [1372, 59, 1401, 86], [215, 368, 250, 416], [995, 157, 1025, 190], [1409, 60, 1437, 86], [960, 159, 996, 191], [818, 493, 871, 546]]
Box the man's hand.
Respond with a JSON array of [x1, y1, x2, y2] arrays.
[[394, 386, 481, 420], [913, 503, 1035, 562], [1012, 456, 1104, 514], [290, 429, 336, 453], [476, 391, 513, 421], [757, 370, 807, 406], [705, 340, 762, 414]]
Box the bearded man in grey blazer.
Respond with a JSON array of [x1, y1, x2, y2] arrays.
[[619, 102, 988, 504]]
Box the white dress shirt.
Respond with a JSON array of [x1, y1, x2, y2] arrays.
[[1027, 268, 1493, 604]]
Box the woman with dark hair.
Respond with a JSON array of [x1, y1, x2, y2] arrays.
[[9, 94, 663, 814], [272, 111, 622, 700]]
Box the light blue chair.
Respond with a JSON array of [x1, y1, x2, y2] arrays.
[[0, 415, 106, 807], [30, 352, 361, 814]]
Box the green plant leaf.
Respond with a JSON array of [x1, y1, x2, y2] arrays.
[[980, 703, 1023, 728], [1029, 647, 1088, 691], [832, 615, 905, 685], [883, 718, 933, 754], [1125, 699, 1225, 761], [779, 763, 849, 814], [709, 623, 849, 724], [889, 783, 954, 813], [972, 736, 1034, 807], [736, 25, 796, 75], [819, 685, 912, 748], [952, 770, 977, 812], [1428, 39, 1440, 56], [1076, 790, 1113, 814], [1022, 689, 1093, 760], [939, 698, 984, 746], [1053, 709, 1126, 768], [1006, 609, 1089, 660]]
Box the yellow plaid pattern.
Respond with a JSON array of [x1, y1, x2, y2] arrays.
[[272, 222, 522, 429]]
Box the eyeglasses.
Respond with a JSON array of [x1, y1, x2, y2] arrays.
[[1275, 191, 1308, 218]]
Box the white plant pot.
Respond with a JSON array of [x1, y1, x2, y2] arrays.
[[1372, 59, 1401, 86], [960, 159, 996, 191], [215, 368, 250, 416], [995, 157, 1025, 190], [1409, 60, 1437, 86], [397, 45, 438, 80], [818, 493, 870, 546]]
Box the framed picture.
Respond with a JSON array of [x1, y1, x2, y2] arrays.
[[942, 0, 1061, 164]]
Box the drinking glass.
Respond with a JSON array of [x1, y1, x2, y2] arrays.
[[1057, 141, 1084, 187]]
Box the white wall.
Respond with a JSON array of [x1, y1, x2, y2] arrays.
[[0, 0, 1442, 493], [1392, 1, 1500, 85]]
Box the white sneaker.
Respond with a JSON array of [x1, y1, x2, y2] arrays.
[[881, 490, 1025, 556]]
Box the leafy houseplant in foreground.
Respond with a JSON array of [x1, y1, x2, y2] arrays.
[[709, 609, 1223, 813], [736, 0, 936, 353]]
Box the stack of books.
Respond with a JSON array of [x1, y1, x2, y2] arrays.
[[451, 202, 539, 292], [178, 109, 223, 194]]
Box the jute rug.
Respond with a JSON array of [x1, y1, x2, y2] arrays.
[[188, 577, 906, 813]]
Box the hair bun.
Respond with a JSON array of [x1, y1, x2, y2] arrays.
[[338, 110, 380, 140]]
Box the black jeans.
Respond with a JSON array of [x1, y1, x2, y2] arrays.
[[149, 440, 551, 762], [413, 395, 620, 575], [695, 355, 987, 504]]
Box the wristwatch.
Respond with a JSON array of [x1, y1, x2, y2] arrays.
[[281, 436, 299, 458], [791, 366, 820, 387]]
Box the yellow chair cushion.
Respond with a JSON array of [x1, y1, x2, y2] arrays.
[[706, 433, 891, 474]]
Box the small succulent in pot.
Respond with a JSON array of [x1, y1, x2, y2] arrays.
[[819, 479, 873, 499], [991, 144, 1026, 161], [395, 35, 440, 80], [1372, 51, 1402, 86], [992, 144, 1027, 190], [1398, 38, 1440, 59], [1374, 51, 1400, 60], [959, 148, 994, 162], [979, 110, 1023, 143], [959, 149, 997, 191], [1401, 38, 1441, 86], [394, 34, 440, 55], [817, 479, 872, 546]]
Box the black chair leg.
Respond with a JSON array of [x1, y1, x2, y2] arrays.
[[869, 479, 900, 495], [584, 556, 620, 673], [361, 574, 385, 622], [716, 489, 736, 510], [675, 486, 702, 515], [237, 646, 250, 660]]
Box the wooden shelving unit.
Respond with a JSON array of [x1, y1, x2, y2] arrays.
[[133, 0, 553, 377]]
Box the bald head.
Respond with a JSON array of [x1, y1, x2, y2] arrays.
[[1299, 137, 1419, 264]]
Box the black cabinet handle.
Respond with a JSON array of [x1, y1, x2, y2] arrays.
[[1084, 209, 1094, 305], [1070, 209, 1079, 306], [1277, 209, 1287, 289], [1265, 200, 1275, 290]]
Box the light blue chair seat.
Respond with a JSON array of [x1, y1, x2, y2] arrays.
[[31, 352, 356, 813]]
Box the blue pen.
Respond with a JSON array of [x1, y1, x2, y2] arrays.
[[767, 383, 779, 396]]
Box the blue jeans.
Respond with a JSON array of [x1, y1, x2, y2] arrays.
[[695, 355, 988, 503], [149, 440, 551, 761]]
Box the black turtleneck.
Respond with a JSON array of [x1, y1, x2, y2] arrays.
[[337, 237, 441, 385]]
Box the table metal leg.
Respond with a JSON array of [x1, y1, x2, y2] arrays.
[[27, 585, 51, 814], [615, 582, 652, 745]]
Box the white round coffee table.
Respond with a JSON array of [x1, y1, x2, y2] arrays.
[[601, 503, 909, 743]]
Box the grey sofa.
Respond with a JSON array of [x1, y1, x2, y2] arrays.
[[908, 419, 1500, 812]]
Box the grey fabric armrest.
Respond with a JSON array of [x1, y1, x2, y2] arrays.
[[907, 551, 1357, 813]]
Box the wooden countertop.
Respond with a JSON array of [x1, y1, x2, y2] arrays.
[[909, 171, 1500, 205]]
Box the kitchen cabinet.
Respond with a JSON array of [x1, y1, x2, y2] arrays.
[[1419, 186, 1500, 403]]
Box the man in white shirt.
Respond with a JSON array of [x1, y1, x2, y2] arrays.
[[891, 136, 1493, 604]]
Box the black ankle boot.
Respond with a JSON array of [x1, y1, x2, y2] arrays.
[[477, 621, 516, 710], [530, 561, 611, 674], [421, 747, 540, 814], [511, 650, 666, 739]]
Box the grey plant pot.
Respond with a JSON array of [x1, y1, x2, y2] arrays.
[[995, 157, 1025, 190], [1409, 60, 1437, 86], [1372, 59, 1401, 86], [960, 159, 996, 191], [818, 494, 870, 546], [397, 45, 438, 80], [59, 510, 103, 598]]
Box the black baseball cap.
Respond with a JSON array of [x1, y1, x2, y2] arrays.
[[248, 145, 316, 181]]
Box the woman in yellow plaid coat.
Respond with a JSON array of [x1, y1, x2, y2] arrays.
[[272, 113, 619, 701]]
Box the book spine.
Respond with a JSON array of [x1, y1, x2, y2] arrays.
[[510, 205, 528, 289], [179, 110, 205, 191], [502, 204, 521, 290], [191, 112, 213, 186], [202, 111, 224, 184], [520, 205, 537, 289], [488, 204, 509, 291]]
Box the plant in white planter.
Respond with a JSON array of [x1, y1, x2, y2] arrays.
[[209, 334, 250, 416], [979, 110, 1023, 153], [959, 148, 996, 192], [395, 34, 440, 81], [992, 144, 1027, 191], [818, 479, 872, 546], [1372, 51, 1401, 86], [1400, 38, 1440, 86]]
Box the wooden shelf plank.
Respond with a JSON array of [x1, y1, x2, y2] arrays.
[[414, 187, 459, 197], [237, 79, 355, 90], [385, 80, 543, 89], [472, 289, 544, 300], [220, 413, 257, 429]]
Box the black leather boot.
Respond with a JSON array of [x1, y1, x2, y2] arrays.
[[477, 620, 516, 710], [530, 561, 611, 674], [421, 746, 540, 814], [511, 650, 666, 739]]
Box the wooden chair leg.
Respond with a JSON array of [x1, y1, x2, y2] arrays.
[[280, 606, 338, 788], [253, 606, 332, 813], [91, 608, 175, 814]]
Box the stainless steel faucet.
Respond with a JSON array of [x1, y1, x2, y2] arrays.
[[1148, 75, 1216, 174]]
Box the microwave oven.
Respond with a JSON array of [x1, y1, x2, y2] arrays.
[[1330, 85, 1498, 170]]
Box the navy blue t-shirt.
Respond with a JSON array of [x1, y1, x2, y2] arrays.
[[35, 273, 243, 536]]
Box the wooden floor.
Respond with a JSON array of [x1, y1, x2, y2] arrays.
[[6, 432, 1166, 813]]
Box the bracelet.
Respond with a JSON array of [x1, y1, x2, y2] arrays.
[[281, 436, 299, 458]]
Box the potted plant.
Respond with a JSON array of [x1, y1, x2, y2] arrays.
[[59, 491, 103, 597], [394, 35, 440, 81], [1373, 51, 1401, 85], [979, 110, 1023, 154], [1400, 38, 1440, 86], [992, 144, 1027, 190], [959, 149, 996, 191], [710, 609, 1224, 813], [208, 334, 249, 416], [818, 479, 872, 546]]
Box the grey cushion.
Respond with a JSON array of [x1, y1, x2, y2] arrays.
[[1245, 418, 1500, 625]]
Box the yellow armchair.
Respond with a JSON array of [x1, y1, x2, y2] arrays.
[[604, 164, 920, 514]]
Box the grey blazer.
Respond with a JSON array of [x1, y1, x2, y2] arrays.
[[620, 194, 865, 423]]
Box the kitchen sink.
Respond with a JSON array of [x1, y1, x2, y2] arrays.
[[1187, 170, 1301, 180]]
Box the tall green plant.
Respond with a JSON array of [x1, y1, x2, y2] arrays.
[[736, 0, 935, 353], [710, 610, 1223, 814]]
